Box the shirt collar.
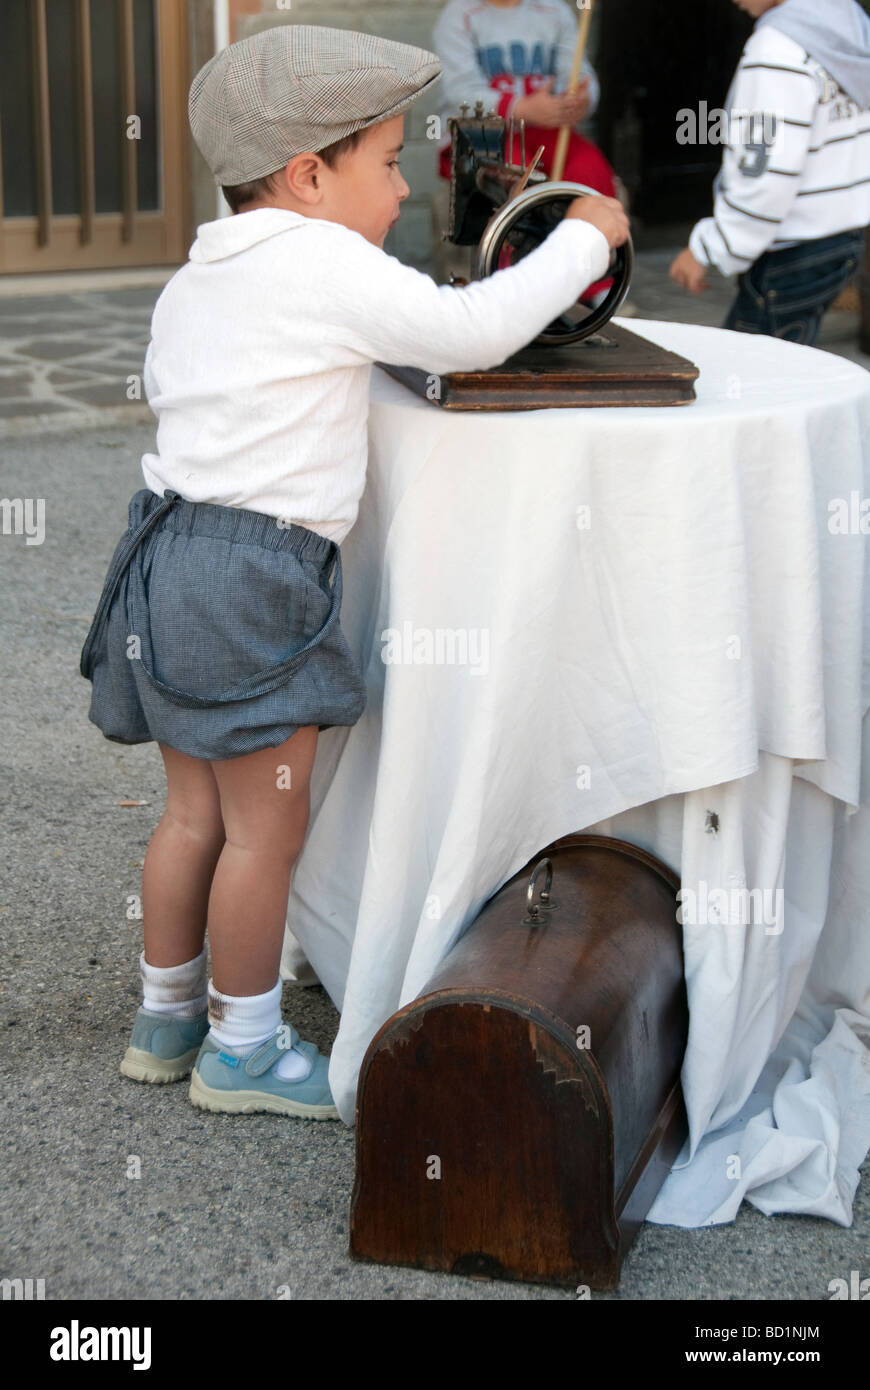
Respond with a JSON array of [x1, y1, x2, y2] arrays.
[[188, 207, 309, 263]]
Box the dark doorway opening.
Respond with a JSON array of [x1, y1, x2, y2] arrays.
[[595, 0, 753, 232]]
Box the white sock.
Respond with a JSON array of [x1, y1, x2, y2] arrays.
[[140, 946, 208, 1019], [207, 978, 310, 1081]]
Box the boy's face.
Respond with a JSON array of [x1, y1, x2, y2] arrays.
[[313, 115, 410, 248], [256, 114, 410, 248]]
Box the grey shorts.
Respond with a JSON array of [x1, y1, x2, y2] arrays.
[[80, 488, 367, 761]]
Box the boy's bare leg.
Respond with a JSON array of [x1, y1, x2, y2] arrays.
[[207, 726, 318, 996], [142, 744, 226, 967]]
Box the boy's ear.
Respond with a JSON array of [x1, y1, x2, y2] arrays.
[[283, 153, 327, 205]]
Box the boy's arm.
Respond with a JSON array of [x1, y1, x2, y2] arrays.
[[319, 218, 612, 374], [554, 4, 600, 124], [688, 40, 819, 277], [433, 3, 518, 121]]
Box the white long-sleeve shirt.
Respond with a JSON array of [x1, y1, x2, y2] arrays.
[[432, 0, 600, 140], [689, 25, 870, 277], [141, 207, 610, 544]]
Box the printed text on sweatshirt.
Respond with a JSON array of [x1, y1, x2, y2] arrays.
[[432, 0, 600, 136]]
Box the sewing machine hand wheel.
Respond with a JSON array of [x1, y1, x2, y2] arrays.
[[476, 181, 633, 346]]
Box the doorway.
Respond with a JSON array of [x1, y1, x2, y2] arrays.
[[0, 0, 190, 273]]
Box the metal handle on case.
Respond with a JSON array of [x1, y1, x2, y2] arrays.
[[521, 857, 560, 925]]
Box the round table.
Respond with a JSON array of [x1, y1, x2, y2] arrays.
[[282, 318, 870, 1228]]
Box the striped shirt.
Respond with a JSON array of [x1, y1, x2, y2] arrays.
[[689, 26, 870, 277]]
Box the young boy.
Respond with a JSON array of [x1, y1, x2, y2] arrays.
[[432, 0, 617, 198], [670, 0, 870, 346], [89, 24, 628, 1120]]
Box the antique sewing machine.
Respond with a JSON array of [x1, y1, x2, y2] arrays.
[[378, 105, 699, 409]]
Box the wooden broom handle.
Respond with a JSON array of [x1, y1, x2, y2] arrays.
[[550, 0, 596, 182]]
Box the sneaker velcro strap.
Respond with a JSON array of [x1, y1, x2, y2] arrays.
[[295, 1039, 318, 1067], [244, 1024, 301, 1077]]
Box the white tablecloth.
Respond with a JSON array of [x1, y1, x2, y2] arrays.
[[282, 318, 870, 1228]]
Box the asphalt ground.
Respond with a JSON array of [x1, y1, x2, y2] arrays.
[[2, 414, 868, 1305]]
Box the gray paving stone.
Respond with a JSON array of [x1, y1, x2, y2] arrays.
[[0, 322, 47, 339], [0, 399, 74, 417], [0, 295, 86, 316], [42, 311, 120, 326], [46, 368, 103, 386], [91, 310, 151, 322], [59, 382, 145, 407], [86, 288, 165, 310], [0, 403, 153, 437], [15, 338, 109, 360], [0, 374, 33, 398], [79, 327, 148, 343], [63, 359, 145, 379]]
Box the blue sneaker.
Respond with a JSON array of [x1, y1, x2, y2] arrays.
[[188, 1024, 339, 1120], [120, 1007, 210, 1084]]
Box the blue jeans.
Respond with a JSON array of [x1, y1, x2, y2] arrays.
[[722, 227, 866, 346]]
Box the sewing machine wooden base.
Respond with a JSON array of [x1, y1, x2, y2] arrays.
[[378, 323, 699, 409]]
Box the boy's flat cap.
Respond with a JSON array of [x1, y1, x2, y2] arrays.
[[189, 24, 442, 186]]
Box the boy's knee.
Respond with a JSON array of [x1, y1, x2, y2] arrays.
[[221, 826, 307, 865], [163, 803, 226, 848]]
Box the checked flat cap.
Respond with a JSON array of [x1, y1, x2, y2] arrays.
[[189, 24, 442, 186]]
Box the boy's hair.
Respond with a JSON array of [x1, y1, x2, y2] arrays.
[[221, 127, 368, 213]]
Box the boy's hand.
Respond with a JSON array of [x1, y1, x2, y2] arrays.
[[670, 247, 710, 294], [513, 77, 591, 129], [564, 194, 630, 250]]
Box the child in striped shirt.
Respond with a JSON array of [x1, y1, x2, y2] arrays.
[[670, 0, 870, 346]]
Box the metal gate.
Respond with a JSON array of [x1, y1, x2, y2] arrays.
[[0, 0, 189, 272]]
